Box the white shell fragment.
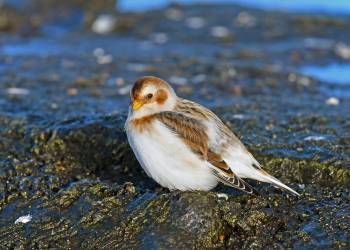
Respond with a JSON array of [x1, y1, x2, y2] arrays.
[[216, 193, 229, 200], [326, 97, 340, 106], [15, 214, 32, 224], [6, 88, 30, 95], [304, 136, 326, 141]]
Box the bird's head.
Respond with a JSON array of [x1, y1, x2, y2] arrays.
[[129, 76, 177, 118]]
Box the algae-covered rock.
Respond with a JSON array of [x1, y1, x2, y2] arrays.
[[1, 2, 350, 249], [0, 6, 20, 33], [31, 115, 128, 178], [0, 113, 348, 249]]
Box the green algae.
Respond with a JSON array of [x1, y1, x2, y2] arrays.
[[0, 94, 349, 249], [1, 111, 348, 249], [261, 157, 350, 188], [0, 2, 350, 249]]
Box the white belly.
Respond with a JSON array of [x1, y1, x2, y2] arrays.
[[125, 120, 217, 191]]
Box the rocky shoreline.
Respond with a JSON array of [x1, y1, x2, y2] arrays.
[[0, 2, 349, 249]]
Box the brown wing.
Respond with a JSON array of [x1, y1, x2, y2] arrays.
[[156, 111, 209, 159], [157, 111, 258, 195], [175, 99, 265, 172], [207, 150, 233, 174]]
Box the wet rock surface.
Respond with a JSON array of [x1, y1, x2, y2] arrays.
[[0, 2, 350, 249]]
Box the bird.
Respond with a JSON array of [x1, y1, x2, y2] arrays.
[[125, 76, 299, 196]]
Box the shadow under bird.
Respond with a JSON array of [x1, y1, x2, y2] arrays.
[[125, 76, 299, 196]]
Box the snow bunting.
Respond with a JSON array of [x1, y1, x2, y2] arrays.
[[125, 76, 299, 196]]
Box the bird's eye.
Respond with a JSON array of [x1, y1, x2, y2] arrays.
[[147, 93, 153, 99]]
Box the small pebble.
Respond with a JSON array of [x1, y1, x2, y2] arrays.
[[210, 26, 230, 38], [92, 14, 116, 34], [61, 59, 75, 68], [74, 77, 88, 86], [177, 85, 193, 95], [185, 17, 205, 29], [151, 33, 168, 44], [93, 48, 105, 57], [165, 8, 184, 21], [334, 42, 350, 59], [304, 136, 326, 141], [326, 97, 340, 106], [90, 89, 101, 97], [15, 214, 32, 224], [67, 88, 78, 96], [216, 193, 228, 200], [118, 84, 132, 95], [265, 124, 274, 130], [288, 74, 312, 86], [235, 11, 256, 27], [92, 48, 113, 64], [191, 74, 207, 84], [115, 77, 125, 86], [124, 182, 136, 193], [233, 114, 245, 120], [51, 103, 59, 109], [230, 85, 242, 96], [227, 68, 237, 78], [168, 76, 188, 85], [127, 63, 150, 72], [97, 54, 113, 64], [298, 76, 311, 86], [6, 88, 30, 95], [288, 73, 297, 82]]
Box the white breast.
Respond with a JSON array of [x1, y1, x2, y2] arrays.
[[125, 119, 217, 191]]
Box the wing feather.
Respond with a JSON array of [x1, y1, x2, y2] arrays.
[[156, 111, 209, 159], [212, 168, 259, 195], [156, 111, 258, 195], [168, 99, 299, 196]]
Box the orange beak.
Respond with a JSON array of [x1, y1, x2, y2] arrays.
[[132, 99, 144, 110]]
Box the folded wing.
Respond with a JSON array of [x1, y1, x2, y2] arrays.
[[156, 111, 257, 194]]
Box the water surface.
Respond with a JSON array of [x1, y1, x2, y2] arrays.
[[119, 0, 350, 14]]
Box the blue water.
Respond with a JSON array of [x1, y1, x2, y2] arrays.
[[118, 0, 350, 92], [119, 0, 350, 14], [1, 39, 64, 56], [301, 64, 350, 98], [302, 64, 350, 85]]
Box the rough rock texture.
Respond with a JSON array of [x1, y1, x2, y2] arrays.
[[0, 2, 349, 249]]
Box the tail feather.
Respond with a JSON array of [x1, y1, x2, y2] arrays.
[[212, 168, 260, 196]]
